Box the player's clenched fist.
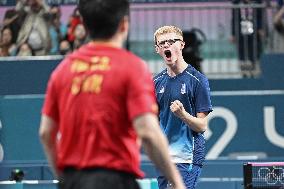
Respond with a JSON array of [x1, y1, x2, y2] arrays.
[[170, 100, 185, 118]]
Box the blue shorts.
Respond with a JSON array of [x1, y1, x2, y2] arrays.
[[157, 164, 202, 189]]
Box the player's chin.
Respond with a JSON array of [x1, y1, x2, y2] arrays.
[[165, 60, 176, 66]]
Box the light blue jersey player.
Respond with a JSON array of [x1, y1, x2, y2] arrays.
[[153, 26, 212, 189]]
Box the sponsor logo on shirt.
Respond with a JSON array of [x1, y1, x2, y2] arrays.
[[159, 86, 165, 93], [181, 83, 186, 94]]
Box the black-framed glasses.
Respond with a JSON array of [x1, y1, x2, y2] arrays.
[[157, 39, 183, 47]]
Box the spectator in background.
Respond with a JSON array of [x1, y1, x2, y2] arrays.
[[1, 8, 26, 45], [0, 27, 17, 56], [67, 7, 82, 48], [231, 0, 266, 78], [48, 5, 68, 55], [269, 2, 284, 53], [59, 40, 72, 55], [16, 0, 50, 56], [182, 28, 206, 73], [72, 23, 87, 50], [17, 42, 34, 56]]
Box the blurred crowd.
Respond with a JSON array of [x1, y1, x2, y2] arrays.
[[230, 0, 284, 77], [0, 0, 284, 59], [0, 0, 88, 57]]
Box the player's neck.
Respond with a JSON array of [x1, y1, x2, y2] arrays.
[[167, 59, 188, 77], [92, 41, 120, 48], [92, 34, 125, 49]]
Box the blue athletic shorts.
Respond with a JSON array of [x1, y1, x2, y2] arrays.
[[157, 163, 202, 189]]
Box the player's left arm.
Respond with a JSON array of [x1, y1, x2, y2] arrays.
[[170, 100, 209, 133]]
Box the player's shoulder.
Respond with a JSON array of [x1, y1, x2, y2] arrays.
[[185, 65, 209, 83], [50, 55, 72, 78], [153, 69, 167, 83]]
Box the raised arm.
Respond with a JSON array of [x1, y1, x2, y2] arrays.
[[170, 100, 209, 133]]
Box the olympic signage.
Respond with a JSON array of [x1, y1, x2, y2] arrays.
[[205, 90, 284, 159], [257, 167, 284, 185]]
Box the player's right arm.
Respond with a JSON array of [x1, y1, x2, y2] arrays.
[[170, 100, 209, 133], [133, 113, 185, 189], [39, 115, 59, 178], [39, 70, 60, 178]]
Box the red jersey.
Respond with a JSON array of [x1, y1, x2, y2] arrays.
[[42, 43, 158, 178]]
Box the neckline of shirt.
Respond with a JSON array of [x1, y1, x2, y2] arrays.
[[166, 65, 190, 79]]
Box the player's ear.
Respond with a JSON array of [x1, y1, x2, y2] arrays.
[[180, 40, 185, 50], [119, 16, 129, 33], [118, 16, 129, 41], [155, 45, 159, 53]]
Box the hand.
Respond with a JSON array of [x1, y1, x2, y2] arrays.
[[170, 100, 185, 119]]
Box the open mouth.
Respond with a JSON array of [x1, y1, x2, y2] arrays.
[[164, 50, 172, 58]]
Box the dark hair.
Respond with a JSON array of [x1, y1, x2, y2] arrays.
[[78, 0, 129, 40]]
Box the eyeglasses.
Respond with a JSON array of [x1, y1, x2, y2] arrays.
[[157, 39, 183, 47]]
